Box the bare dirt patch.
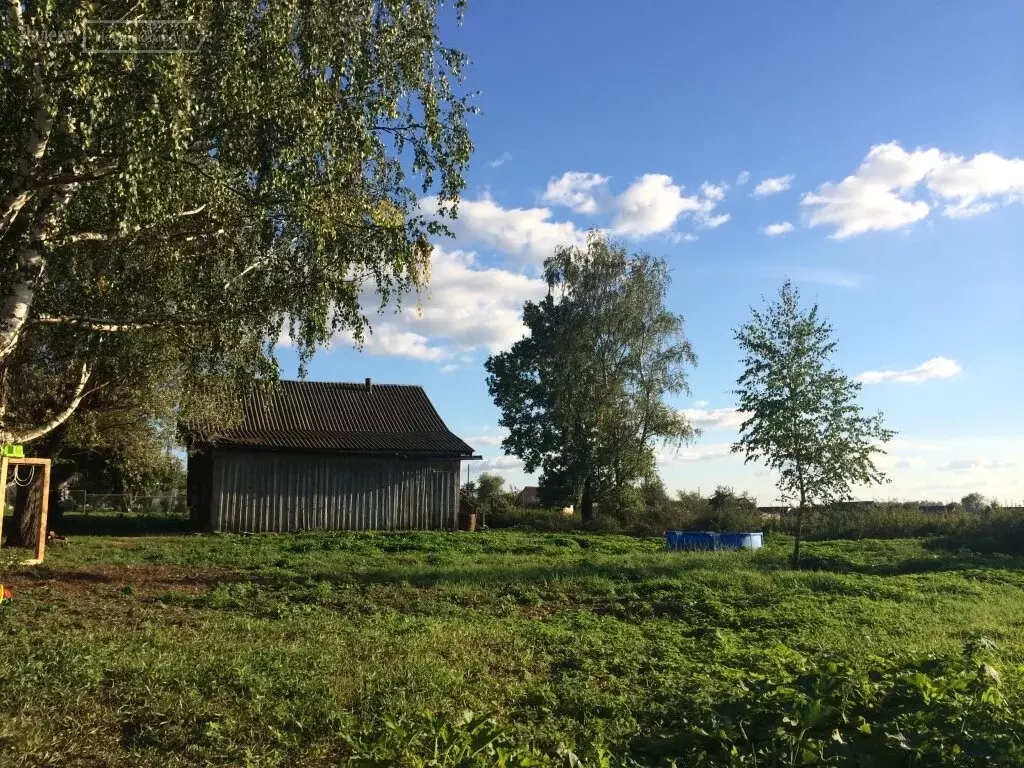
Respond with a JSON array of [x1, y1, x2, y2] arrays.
[[1, 563, 238, 601]]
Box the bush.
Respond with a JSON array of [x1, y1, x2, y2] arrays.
[[771, 502, 1024, 555], [484, 483, 771, 538], [485, 503, 582, 532], [673, 638, 1022, 767], [320, 640, 1024, 766], [936, 507, 1024, 556]]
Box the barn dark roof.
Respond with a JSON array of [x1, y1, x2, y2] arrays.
[[517, 486, 541, 506], [206, 380, 475, 457]]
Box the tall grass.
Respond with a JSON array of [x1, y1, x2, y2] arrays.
[[486, 494, 1024, 557], [773, 502, 1024, 554]]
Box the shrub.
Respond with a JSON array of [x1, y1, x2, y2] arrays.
[[770, 502, 1024, 555], [486, 504, 582, 532], [673, 638, 1022, 767], [318, 641, 1024, 766]]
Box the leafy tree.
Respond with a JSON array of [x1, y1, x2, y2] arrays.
[[474, 472, 506, 506], [707, 485, 760, 532], [6, 332, 202, 542], [961, 493, 990, 514], [0, 1, 473, 447], [732, 281, 895, 567], [485, 233, 697, 523]]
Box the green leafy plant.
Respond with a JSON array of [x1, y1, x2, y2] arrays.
[[680, 638, 1022, 766]]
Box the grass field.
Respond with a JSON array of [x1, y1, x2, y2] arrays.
[[1, 517, 1023, 766]]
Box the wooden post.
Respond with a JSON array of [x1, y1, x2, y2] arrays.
[[1, 457, 52, 561], [35, 459, 51, 562], [0, 455, 8, 550]]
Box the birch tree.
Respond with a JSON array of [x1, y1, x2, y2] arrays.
[[732, 281, 895, 568], [0, 0, 473, 445]]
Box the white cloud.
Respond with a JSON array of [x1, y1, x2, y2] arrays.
[[488, 152, 512, 169], [683, 407, 748, 430], [941, 457, 1016, 473], [613, 174, 728, 236], [700, 182, 728, 202], [855, 356, 962, 385], [478, 455, 524, 471], [348, 328, 452, 361], [423, 194, 584, 264], [658, 443, 733, 464], [753, 175, 794, 196], [669, 232, 699, 243], [876, 453, 928, 471], [896, 456, 928, 470], [736, 170, 750, 186], [802, 142, 1024, 238], [762, 221, 794, 236], [466, 434, 506, 447], [613, 174, 704, 235], [694, 400, 709, 408], [439, 364, 459, 374], [702, 213, 731, 229], [340, 246, 547, 362], [541, 171, 609, 214], [926, 152, 1024, 218]]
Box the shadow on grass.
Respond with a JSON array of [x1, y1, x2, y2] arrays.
[[309, 547, 1022, 589], [798, 548, 1024, 576]]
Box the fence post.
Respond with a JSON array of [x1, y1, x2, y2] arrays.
[[0, 455, 8, 549]]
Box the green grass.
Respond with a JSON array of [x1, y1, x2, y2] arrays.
[[1, 517, 1023, 766]]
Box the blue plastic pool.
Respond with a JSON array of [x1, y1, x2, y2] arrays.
[[664, 531, 763, 551]]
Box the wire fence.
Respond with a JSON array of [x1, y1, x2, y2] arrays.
[[64, 490, 187, 515]]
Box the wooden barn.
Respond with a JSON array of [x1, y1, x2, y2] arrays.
[[186, 379, 478, 532]]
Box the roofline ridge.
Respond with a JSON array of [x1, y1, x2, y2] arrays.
[[274, 379, 425, 389]]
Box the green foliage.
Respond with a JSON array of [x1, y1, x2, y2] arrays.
[[683, 638, 1021, 766], [475, 472, 507, 505], [485, 233, 697, 522], [733, 282, 895, 567], [2, 529, 1024, 765], [487, 504, 584, 532], [961, 493, 991, 514], [766, 501, 1024, 555], [1, 0, 474, 443]]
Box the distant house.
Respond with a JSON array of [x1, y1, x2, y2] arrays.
[[517, 486, 541, 507], [757, 506, 791, 520], [919, 503, 958, 515], [186, 379, 479, 532]]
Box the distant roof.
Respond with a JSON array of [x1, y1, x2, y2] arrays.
[[203, 380, 475, 457], [517, 486, 541, 504]]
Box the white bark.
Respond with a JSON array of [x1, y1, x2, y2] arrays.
[[32, 315, 155, 332], [5, 0, 21, 28], [4, 363, 91, 444], [0, 103, 53, 243], [53, 204, 209, 247], [52, 231, 108, 246], [0, 245, 44, 360]]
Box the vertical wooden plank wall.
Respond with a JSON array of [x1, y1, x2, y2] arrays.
[[209, 451, 460, 533]]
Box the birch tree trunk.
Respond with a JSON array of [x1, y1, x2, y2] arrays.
[[0, 245, 45, 361]]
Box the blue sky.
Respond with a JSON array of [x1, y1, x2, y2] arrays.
[[282, 1, 1024, 504]]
